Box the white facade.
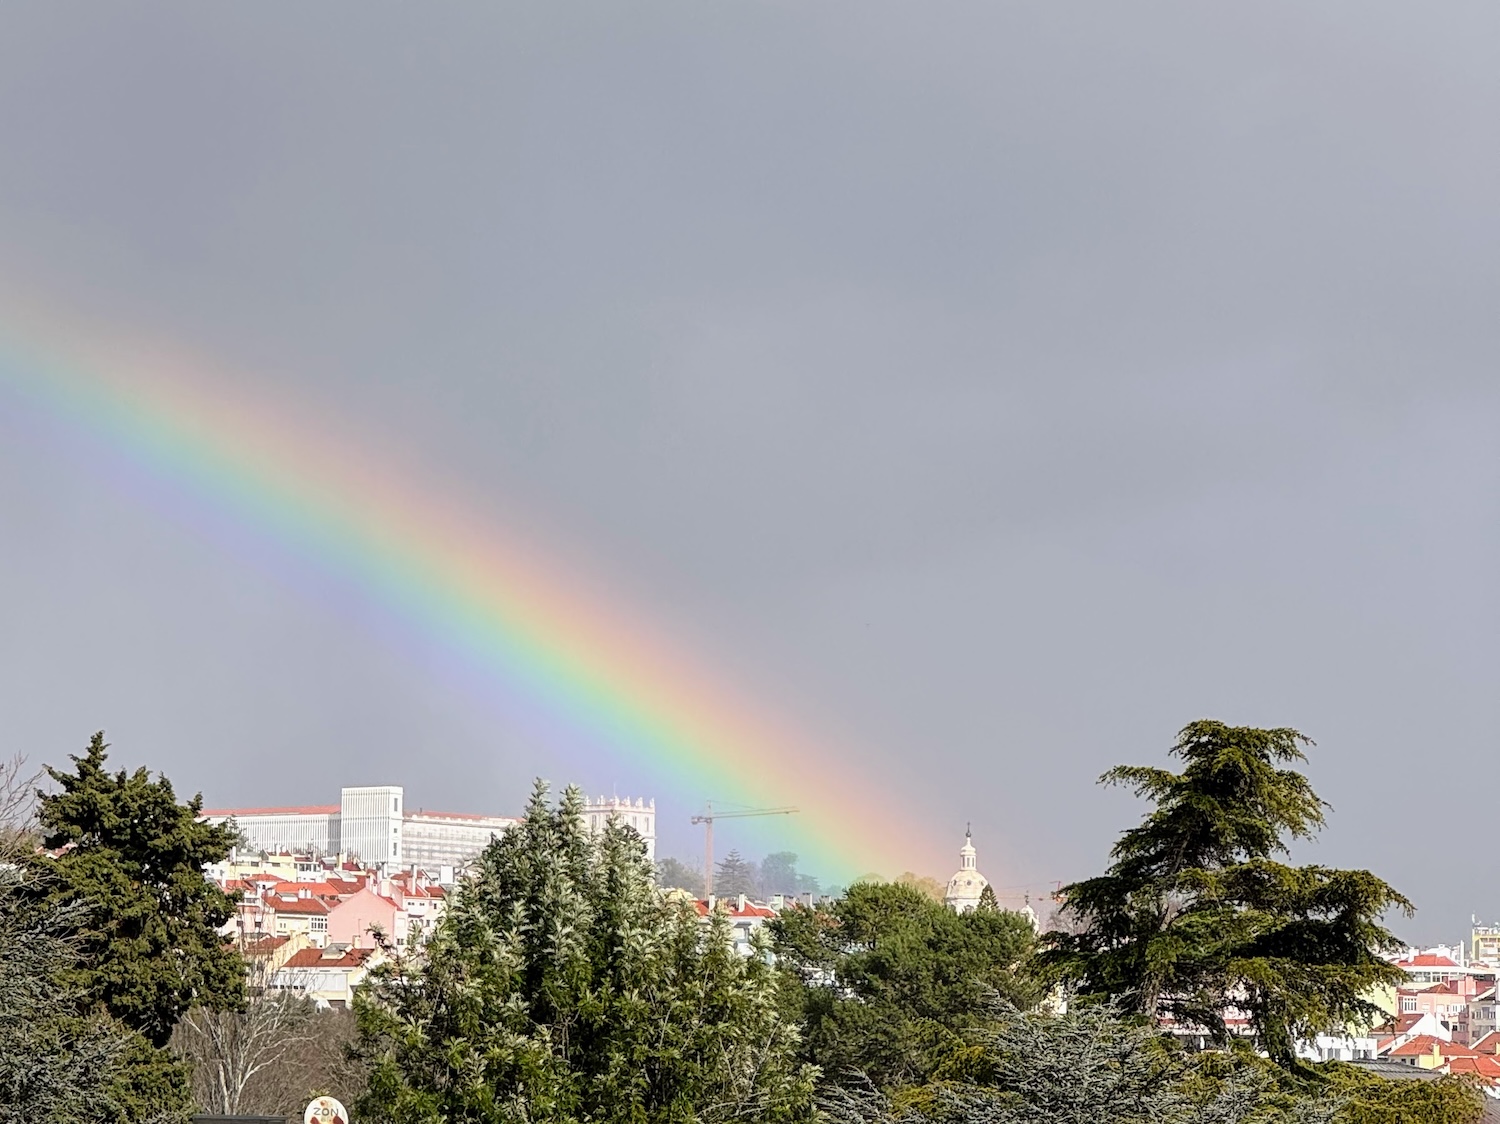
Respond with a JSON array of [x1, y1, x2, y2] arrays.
[[944, 828, 989, 913], [402, 810, 518, 867], [203, 806, 339, 856], [340, 785, 404, 865], [584, 795, 656, 860], [204, 785, 654, 869]]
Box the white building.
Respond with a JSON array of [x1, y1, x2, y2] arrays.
[[945, 827, 989, 913], [583, 795, 657, 859], [203, 785, 654, 871]]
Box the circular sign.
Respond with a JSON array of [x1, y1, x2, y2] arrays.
[[304, 1096, 348, 1124]]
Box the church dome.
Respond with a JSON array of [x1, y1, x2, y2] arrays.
[[944, 827, 989, 914]]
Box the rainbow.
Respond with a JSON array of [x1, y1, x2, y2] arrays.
[[0, 303, 922, 880]]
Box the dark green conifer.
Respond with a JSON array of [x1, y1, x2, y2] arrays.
[[1037, 720, 1411, 1068]]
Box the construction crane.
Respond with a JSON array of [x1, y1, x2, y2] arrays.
[[690, 802, 799, 897]]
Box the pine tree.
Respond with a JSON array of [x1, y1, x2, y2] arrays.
[[975, 884, 999, 913], [0, 866, 138, 1122], [714, 848, 759, 899], [33, 733, 246, 1122], [654, 855, 702, 892], [1036, 721, 1411, 1067], [760, 852, 801, 897], [35, 733, 245, 1047], [355, 779, 816, 1123]]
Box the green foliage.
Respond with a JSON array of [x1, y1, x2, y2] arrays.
[[714, 847, 759, 899], [822, 1001, 1340, 1124], [770, 881, 1036, 1091], [1036, 721, 1411, 1067], [1320, 1064, 1484, 1124], [893, 874, 946, 903], [655, 854, 703, 893], [0, 864, 139, 1123], [760, 852, 799, 897], [354, 779, 816, 1123], [36, 733, 245, 1047], [32, 732, 244, 1122]]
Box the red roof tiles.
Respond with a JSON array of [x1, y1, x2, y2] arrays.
[[282, 947, 375, 970], [199, 805, 340, 817], [1389, 1035, 1478, 1059]]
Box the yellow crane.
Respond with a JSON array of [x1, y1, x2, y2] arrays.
[[690, 802, 799, 897]]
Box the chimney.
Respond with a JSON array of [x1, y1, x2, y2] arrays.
[[737, 894, 747, 913], [707, 894, 717, 913], [299, 887, 310, 899]]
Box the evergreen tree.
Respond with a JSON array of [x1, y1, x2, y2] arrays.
[[354, 780, 815, 1123], [35, 734, 245, 1048], [820, 1001, 1342, 1124], [894, 873, 946, 903], [0, 866, 138, 1122], [654, 854, 702, 892], [1036, 721, 1411, 1067], [760, 851, 802, 897], [975, 884, 999, 913], [771, 881, 1036, 1092], [0, 752, 139, 1124], [714, 847, 759, 899]]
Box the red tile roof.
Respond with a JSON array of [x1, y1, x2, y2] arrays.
[[1445, 1055, 1500, 1082], [199, 805, 340, 817], [241, 935, 290, 956], [407, 810, 515, 823], [693, 899, 778, 919], [1398, 954, 1462, 969], [1389, 1035, 1478, 1059], [263, 894, 331, 915], [270, 881, 358, 900], [282, 946, 375, 970]]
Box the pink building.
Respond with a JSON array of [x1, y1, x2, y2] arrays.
[[328, 885, 408, 950]]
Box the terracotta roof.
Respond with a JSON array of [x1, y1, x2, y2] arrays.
[[1474, 1032, 1500, 1055], [270, 881, 357, 900], [200, 805, 340, 817], [407, 810, 515, 824], [693, 899, 778, 919], [263, 894, 331, 915], [1398, 954, 1462, 969], [282, 946, 375, 970], [241, 935, 289, 956], [1390, 1035, 1479, 1059], [1446, 1056, 1500, 1082]]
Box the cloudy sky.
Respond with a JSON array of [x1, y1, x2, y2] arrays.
[[0, 4, 1495, 938]]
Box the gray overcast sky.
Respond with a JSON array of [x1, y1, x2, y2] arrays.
[[0, 3, 1495, 938]]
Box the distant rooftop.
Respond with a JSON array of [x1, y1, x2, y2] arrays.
[[200, 805, 339, 818]]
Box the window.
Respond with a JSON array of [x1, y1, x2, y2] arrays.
[[393, 797, 399, 811], [1401, 997, 1417, 1013]]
